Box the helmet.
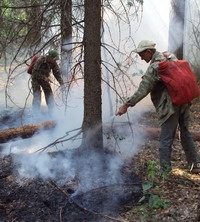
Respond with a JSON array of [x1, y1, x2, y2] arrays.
[[48, 50, 59, 60]]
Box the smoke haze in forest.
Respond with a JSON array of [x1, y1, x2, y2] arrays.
[[0, 0, 171, 181]]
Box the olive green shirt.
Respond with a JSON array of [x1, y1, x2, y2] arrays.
[[126, 51, 178, 126], [32, 56, 64, 85]]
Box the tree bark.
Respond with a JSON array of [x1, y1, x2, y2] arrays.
[[0, 121, 56, 144], [60, 0, 72, 78], [82, 0, 103, 149]]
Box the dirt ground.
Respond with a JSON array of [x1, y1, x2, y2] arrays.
[[122, 101, 200, 222], [0, 101, 200, 222]]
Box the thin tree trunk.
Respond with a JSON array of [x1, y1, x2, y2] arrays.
[[60, 0, 72, 79]]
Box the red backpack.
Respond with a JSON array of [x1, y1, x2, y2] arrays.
[[27, 55, 40, 74], [158, 59, 200, 105]]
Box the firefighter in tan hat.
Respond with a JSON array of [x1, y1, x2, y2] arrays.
[[30, 50, 64, 114], [116, 40, 200, 174]]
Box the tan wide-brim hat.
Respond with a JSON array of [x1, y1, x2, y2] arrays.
[[133, 40, 156, 53]]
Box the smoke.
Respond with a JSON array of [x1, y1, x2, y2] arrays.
[[133, 0, 171, 51], [71, 149, 125, 194], [16, 152, 75, 181], [0, 1, 171, 188]]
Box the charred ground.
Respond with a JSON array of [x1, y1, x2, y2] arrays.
[[0, 101, 200, 222]]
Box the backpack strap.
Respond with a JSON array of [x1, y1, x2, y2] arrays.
[[34, 56, 47, 70]]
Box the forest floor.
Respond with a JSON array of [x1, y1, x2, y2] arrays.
[[0, 101, 200, 222], [122, 100, 200, 222]]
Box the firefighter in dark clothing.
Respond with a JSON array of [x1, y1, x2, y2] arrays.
[[31, 50, 64, 113]]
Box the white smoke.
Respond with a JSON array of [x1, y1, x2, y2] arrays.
[[184, 0, 200, 66], [0, 1, 171, 185]]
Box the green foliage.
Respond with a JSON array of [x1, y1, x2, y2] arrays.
[[136, 205, 149, 219], [136, 160, 170, 219], [137, 187, 170, 219], [146, 160, 160, 183], [142, 181, 153, 191], [137, 194, 170, 219], [149, 194, 170, 209], [0, 0, 28, 53], [146, 160, 170, 183], [2, 1, 25, 20]]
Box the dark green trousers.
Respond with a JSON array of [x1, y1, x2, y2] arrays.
[[32, 78, 54, 111], [159, 103, 198, 171]]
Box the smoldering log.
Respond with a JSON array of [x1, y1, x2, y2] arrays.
[[0, 121, 57, 143]]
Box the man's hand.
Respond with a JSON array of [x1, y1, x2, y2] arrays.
[[116, 104, 129, 116]]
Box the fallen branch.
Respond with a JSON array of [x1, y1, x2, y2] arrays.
[[1, 121, 200, 145], [35, 127, 82, 153], [0, 121, 57, 143]]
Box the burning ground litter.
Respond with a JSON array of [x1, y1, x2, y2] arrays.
[[0, 102, 200, 221], [0, 149, 143, 221]]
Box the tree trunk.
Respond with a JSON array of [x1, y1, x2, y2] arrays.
[[0, 121, 56, 144], [82, 0, 103, 149], [60, 0, 72, 79], [168, 0, 186, 59], [25, 0, 42, 54]]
